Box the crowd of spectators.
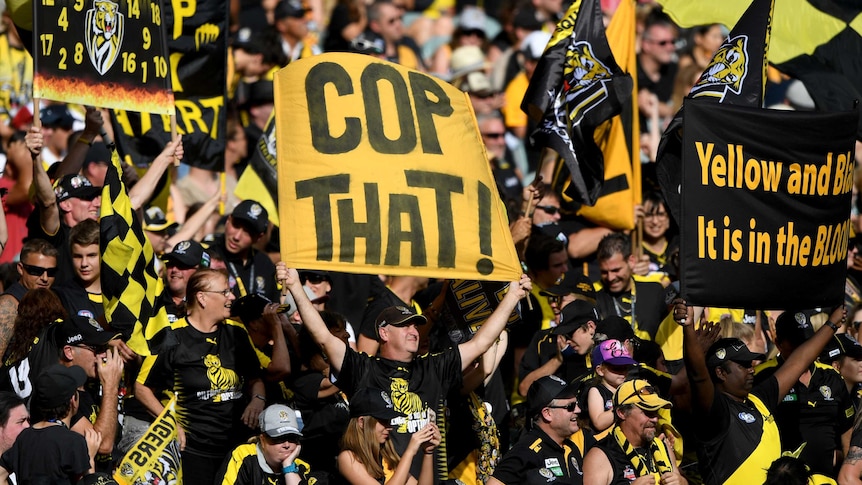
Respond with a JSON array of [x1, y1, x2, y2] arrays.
[[0, 0, 860, 484]]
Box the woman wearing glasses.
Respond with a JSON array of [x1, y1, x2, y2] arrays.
[[136, 269, 266, 485]]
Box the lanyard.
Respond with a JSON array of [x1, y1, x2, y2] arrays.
[[227, 261, 253, 297]]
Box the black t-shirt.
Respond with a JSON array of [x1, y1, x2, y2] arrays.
[[491, 427, 590, 485], [323, 4, 352, 53], [754, 358, 855, 475], [292, 370, 350, 476], [695, 376, 781, 485], [53, 281, 104, 320], [336, 345, 462, 481], [211, 235, 279, 302], [1, 425, 90, 482], [596, 280, 667, 339], [519, 328, 589, 384], [138, 318, 263, 456]]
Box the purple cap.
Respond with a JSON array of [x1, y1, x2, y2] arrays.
[[592, 339, 637, 367]]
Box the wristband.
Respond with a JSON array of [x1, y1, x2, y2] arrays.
[[254, 394, 266, 402], [77, 137, 92, 146], [282, 463, 299, 474], [825, 320, 840, 332]]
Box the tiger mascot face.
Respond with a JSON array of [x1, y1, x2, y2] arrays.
[[693, 37, 748, 95], [564, 41, 611, 92], [92, 0, 119, 40], [204, 354, 221, 368]]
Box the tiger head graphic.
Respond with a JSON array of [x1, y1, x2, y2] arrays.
[[691, 36, 749, 99]]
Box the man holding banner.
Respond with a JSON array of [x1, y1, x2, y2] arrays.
[[278, 263, 530, 482]]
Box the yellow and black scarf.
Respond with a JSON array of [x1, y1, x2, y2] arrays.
[[611, 425, 673, 477]]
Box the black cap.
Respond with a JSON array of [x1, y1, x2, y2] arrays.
[[83, 142, 112, 166], [163, 240, 210, 268], [40, 105, 75, 129], [820, 333, 862, 363], [275, 0, 307, 19], [239, 79, 274, 109], [512, 6, 543, 31], [53, 174, 101, 202], [552, 300, 600, 336], [231, 293, 290, 322], [55, 316, 121, 348], [34, 364, 87, 408], [80, 473, 119, 485], [231, 200, 269, 235], [349, 388, 406, 423], [375, 306, 427, 340], [775, 310, 817, 346], [527, 375, 579, 418], [706, 337, 765, 369], [595, 316, 636, 343], [142, 206, 178, 233], [540, 272, 596, 300]]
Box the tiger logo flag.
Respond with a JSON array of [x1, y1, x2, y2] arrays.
[[99, 143, 170, 356], [521, 0, 632, 207], [274, 53, 522, 282], [658, 0, 862, 139], [655, 0, 774, 222], [114, 395, 183, 485]]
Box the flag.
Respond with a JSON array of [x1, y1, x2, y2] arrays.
[[100, 142, 170, 356], [521, 0, 633, 206], [657, 0, 862, 139], [234, 111, 279, 226], [114, 395, 183, 485], [655, 0, 774, 222], [570, 0, 640, 230]]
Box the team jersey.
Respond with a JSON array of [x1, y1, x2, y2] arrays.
[[217, 443, 314, 485], [138, 318, 263, 456], [491, 427, 591, 485]]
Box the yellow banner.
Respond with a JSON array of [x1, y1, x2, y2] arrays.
[[275, 53, 521, 281], [114, 396, 182, 485]]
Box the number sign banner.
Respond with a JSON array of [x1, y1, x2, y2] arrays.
[[32, 0, 173, 115]]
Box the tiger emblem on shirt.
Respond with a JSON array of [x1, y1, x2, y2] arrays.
[[390, 378, 423, 432], [84, 0, 124, 75], [690, 35, 749, 100], [204, 354, 240, 401]]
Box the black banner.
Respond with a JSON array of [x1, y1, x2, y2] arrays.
[[110, 0, 227, 170], [440, 280, 520, 343], [32, 0, 172, 113], [680, 99, 858, 308]]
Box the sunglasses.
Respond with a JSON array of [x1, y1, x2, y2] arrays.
[[76, 344, 108, 354], [482, 132, 504, 139], [22, 263, 58, 278], [387, 15, 403, 25], [536, 205, 560, 215], [616, 385, 658, 406], [647, 38, 676, 47], [853, 321, 862, 329], [302, 274, 330, 285], [268, 434, 301, 444], [546, 402, 578, 412]]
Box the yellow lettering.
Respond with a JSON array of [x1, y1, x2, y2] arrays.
[[171, 0, 196, 40]]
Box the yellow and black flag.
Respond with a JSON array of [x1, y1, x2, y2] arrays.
[[114, 395, 183, 484], [520, 0, 632, 206], [234, 111, 278, 227], [659, 0, 862, 140], [99, 145, 170, 356], [655, 0, 774, 222]]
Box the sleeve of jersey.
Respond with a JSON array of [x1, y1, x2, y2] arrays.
[[216, 447, 255, 485], [332, 347, 368, 395], [490, 448, 529, 485], [137, 351, 171, 389], [431, 347, 463, 392]]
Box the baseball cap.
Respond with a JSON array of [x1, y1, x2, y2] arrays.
[[282, 285, 326, 317], [231, 293, 290, 323], [40, 105, 75, 129], [53, 174, 101, 202], [455, 7, 487, 34], [275, 0, 307, 19], [706, 337, 766, 369], [231, 200, 269, 235], [55, 316, 122, 348], [259, 404, 303, 438], [592, 339, 638, 367], [540, 272, 597, 301], [775, 310, 817, 346], [375, 306, 427, 340], [162, 240, 210, 268], [527, 375, 579, 418], [450, 46, 488, 79], [349, 388, 405, 423], [83, 141, 112, 167], [613, 379, 672, 411], [820, 333, 862, 363], [595, 316, 636, 343], [552, 300, 600, 336], [460, 72, 494, 96], [143, 206, 178, 233], [513, 7, 543, 31], [34, 364, 87, 408]]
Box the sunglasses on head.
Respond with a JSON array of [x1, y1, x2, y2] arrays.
[[22, 263, 58, 278], [617, 385, 658, 406], [536, 205, 560, 215]]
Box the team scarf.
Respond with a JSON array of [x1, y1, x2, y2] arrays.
[[468, 391, 500, 482], [611, 424, 673, 477]]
